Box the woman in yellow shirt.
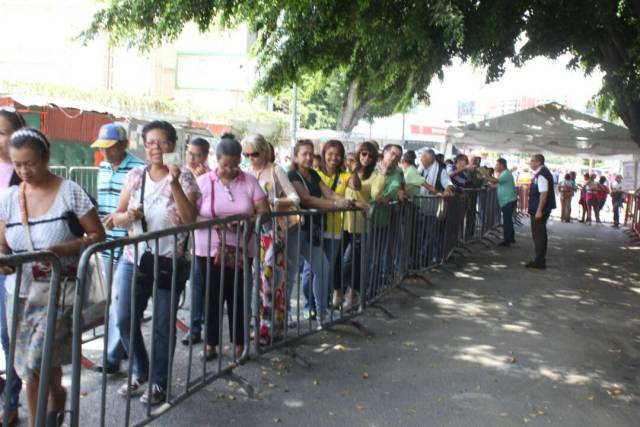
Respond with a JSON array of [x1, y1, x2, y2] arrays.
[[342, 142, 385, 310], [315, 140, 361, 309]]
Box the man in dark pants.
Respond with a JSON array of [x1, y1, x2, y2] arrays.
[[486, 158, 517, 246], [526, 154, 556, 269]]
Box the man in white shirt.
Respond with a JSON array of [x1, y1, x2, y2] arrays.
[[420, 149, 454, 195], [416, 150, 454, 263], [526, 154, 556, 269], [610, 174, 624, 227]]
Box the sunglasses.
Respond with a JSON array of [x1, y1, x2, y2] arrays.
[[359, 151, 372, 158], [243, 152, 261, 158]]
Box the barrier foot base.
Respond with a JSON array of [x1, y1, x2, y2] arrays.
[[435, 265, 456, 276], [482, 236, 498, 245], [396, 282, 428, 296], [281, 348, 312, 368], [368, 302, 396, 319], [341, 319, 374, 337], [223, 372, 255, 399]]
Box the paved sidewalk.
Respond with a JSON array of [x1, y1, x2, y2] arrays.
[[121, 220, 640, 426]]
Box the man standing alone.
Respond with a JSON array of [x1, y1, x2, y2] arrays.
[[486, 158, 517, 247], [526, 154, 556, 269]]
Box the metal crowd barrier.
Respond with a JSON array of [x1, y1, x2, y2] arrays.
[[0, 251, 63, 427], [49, 165, 68, 179], [70, 215, 252, 427], [517, 184, 530, 216], [408, 195, 461, 272], [69, 167, 100, 199], [251, 207, 368, 354], [57, 189, 503, 426]]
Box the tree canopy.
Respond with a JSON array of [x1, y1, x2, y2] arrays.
[[84, 0, 640, 145]]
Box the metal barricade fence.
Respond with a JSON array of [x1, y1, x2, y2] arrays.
[[517, 184, 530, 215], [69, 167, 99, 199], [62, 192, 504, 426], [251, 207, 368, 354], [408, 195, 461, 271], [49, 165, 68, 179], [0, 251, 63, 427], [70, 215, 252, 427]]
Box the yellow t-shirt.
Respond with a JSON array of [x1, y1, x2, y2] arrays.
[[344, 170, 386, 234], [316, 170, 352, 237]]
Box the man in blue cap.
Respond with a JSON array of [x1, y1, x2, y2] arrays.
[[91, 123, 145, 374]]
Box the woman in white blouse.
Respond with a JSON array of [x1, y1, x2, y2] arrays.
[[0, 128, 105, 427], [241, 134, 299, 344]]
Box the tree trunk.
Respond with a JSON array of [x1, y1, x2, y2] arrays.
[[614, 99, 640, 147], [336, 80, 371, 132]]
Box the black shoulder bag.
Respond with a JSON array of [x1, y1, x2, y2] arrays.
[[137, 168, 190, 291]]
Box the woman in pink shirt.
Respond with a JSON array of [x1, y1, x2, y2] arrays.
[[195, 134, 269, 361]]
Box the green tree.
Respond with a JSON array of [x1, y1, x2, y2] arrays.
[[83, 1, 640, 145]]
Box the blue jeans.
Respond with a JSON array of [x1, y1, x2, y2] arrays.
[[0, 275, 20, 410], [300, 261, 314, 311], [188, 261, 203, 336], [103, 256, 128, 367], [115, 260, 178, 389], [286, 229, 330, 318]]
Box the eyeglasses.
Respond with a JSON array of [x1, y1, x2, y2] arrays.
[[144, 140, 172, 149], [243, 152, 261, 158]]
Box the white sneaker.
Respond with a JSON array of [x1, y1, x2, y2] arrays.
[[140, 384, 166, 406], [117, 377, 147, 397]]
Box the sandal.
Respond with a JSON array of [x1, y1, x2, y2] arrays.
[[200, 345, 218, 361]]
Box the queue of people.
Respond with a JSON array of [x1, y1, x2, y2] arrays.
[[0, 112, 545, 425]]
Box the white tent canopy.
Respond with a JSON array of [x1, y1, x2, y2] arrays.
[[446, 103, 640, 158]]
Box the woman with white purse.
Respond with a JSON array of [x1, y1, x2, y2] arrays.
[[0, 128, 104, 427]]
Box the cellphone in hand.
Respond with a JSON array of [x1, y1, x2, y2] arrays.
[[162, 152, 183, 166]]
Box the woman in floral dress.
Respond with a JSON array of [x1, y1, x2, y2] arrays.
[[241, 134, 299, 344]]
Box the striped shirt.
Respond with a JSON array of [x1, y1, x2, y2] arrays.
[[97, 152, 146, 260]]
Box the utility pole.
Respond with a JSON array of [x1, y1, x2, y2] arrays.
[[290, 84, 298, 154], [401, 112, 406, 148]]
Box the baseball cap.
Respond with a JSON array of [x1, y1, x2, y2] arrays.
[[91, 123, 127, 148]]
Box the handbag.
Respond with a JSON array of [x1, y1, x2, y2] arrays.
[[210, 175, 245, 270], [18, 183, 106, 315], [137, 167, 190, 290]]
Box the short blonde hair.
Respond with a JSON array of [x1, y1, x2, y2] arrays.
[[241, 134, 270, 159]]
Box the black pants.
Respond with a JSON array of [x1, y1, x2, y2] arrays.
[[196, 257, 246, 347], [501, 201, 517, 243], [342, 234, 362, 291], [612, 199, 622, 226], [530, 213, 550, 264]]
